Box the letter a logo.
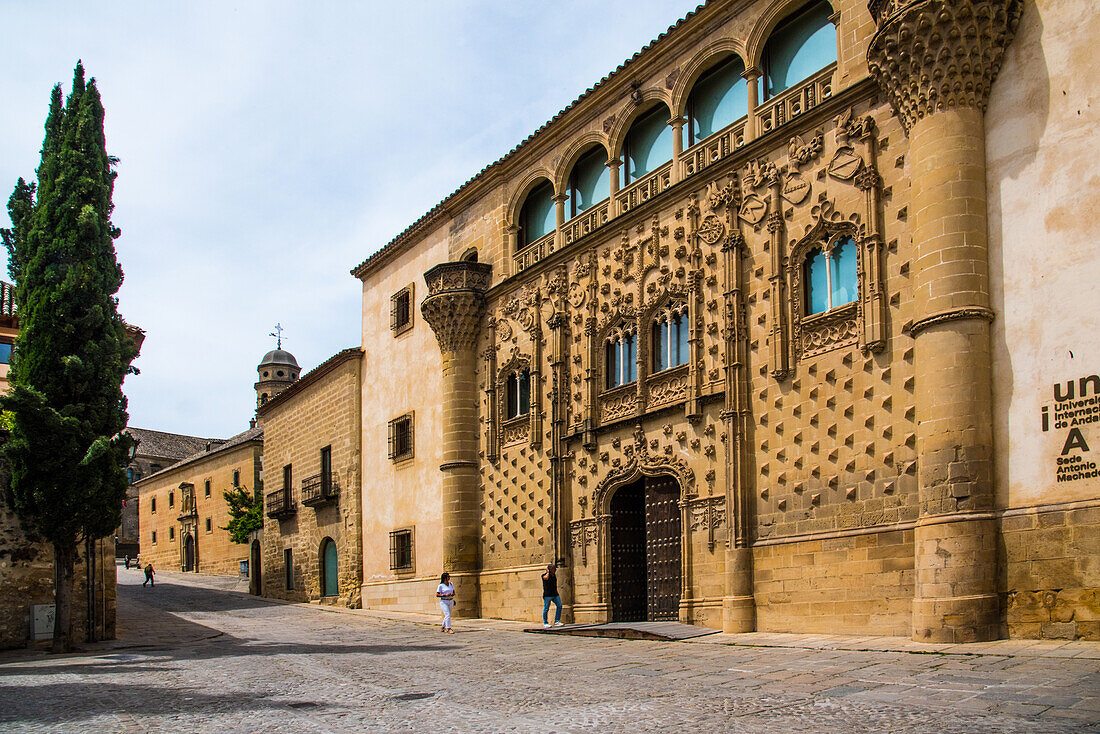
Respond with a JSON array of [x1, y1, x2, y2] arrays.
[[1061, 427, 1091, 455]]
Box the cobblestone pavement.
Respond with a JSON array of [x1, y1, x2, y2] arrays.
[[1, 568, 1098, 733]]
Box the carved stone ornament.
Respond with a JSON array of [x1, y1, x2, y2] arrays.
[[828, 147, 863, 180], [835, 107, 876, 145], [739, 194, 768, 225], [705, 180, 739, 211], [496, 319, 513, 342], [568, 282, 586, 309], [697, 214, 726, 245], [787, 132, 823, 170], [591, 424, 695, 513], [867, 0, 1024, 132], [781, 171, 811, 204]]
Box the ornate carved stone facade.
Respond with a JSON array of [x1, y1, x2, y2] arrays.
[[352, 0, 1099, 641]]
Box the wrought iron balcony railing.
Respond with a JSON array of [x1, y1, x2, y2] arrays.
[[301, 472, 340, 507], [265, 486, 297, 519]]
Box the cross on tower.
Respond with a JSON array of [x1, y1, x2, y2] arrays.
[[269, 323, 286, 349]]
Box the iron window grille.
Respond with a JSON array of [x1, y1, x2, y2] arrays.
[[389, 528, 414, 572], [391, 284, 414, 336], [388, 413, 415, 461]]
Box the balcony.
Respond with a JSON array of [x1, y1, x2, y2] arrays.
[[756, 63, 835, 136], [301, 473, 340, 507], [615, 161, 673, 216], [563, 200, 610, 247], [512, 231, 556, 276], [265, 487, 297, 519], [681, 118, 747, 179]]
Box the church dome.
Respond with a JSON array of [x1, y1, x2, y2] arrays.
[[259, 349, 299, 369]]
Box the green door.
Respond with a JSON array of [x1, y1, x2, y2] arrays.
[[322, 540, 338, 597]]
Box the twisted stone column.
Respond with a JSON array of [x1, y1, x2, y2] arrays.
[[421, 261, 492, 618], [868, 0, 1022, 642]]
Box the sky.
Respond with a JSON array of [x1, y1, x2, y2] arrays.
[[1, 0, 703, 439]]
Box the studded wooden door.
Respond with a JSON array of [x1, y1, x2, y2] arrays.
[[645, 476, 682, 621], [609, 481, 646, 622]]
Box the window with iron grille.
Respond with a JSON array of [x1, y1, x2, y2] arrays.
[[389, 528, 414, 572], [391, 284, 414, 336], [388, 413, 414, 461]]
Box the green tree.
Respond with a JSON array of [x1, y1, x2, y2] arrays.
[[222, 481, 263, 544], [1, 63, 137, 652]]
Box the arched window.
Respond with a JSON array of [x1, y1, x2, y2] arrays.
[[606, 326, 637, 389], [518, 180, 556, 249], [504, 368, 531, 420], [461, 247, 478, 262], [622, 104, 673, 185], [652, 303, 690, 372], [805, 237, 857, 315], [566, 146, 611, 219], [763, 1, 836, 99], [686, 55, 748, 147]]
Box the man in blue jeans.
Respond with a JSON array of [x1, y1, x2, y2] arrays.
[[542, 563, 563, 628]]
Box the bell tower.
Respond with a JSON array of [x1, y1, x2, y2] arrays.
[[255, 323, 300, 410]]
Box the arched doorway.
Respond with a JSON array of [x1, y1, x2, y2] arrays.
[[183, 534, 195, 572], [609, 475, 681, 621], [320, 538, 338, 597], [250, 539, 262, 595]]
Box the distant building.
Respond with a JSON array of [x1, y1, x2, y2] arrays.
[[134, 346, 299, 576], [116, 428, 216, 559]]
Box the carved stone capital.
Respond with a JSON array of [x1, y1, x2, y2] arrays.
[[421, 261, 491, 355], [867, 0, 1023, 132]]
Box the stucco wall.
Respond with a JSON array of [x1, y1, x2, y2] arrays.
[[987, 0, 1100, 511]]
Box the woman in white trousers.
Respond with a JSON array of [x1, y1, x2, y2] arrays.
[[436, 572, 455, 633]]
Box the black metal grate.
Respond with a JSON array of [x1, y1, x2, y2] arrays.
[[388, 413, 414, 461], [389, 529, 414, 571]]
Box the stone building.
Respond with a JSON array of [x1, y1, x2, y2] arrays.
[[116, 427, 214, 559], [0, 281, 16, 393], [134, 426, 263, 576], [351, 0, 1098, 641], [258, 348, 364, 607]]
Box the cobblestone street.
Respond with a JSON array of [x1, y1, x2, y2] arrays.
[[1, 568, 1098, 733]]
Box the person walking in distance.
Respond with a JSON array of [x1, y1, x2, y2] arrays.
[[143, 563, 155, 587], [542, 563, 563, 628], [436, 572, 455, 634]]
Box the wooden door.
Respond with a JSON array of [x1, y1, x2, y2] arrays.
[[645, 476, 681, 621], [610, 481, 646, 622]]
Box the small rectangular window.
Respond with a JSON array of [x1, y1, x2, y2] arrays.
[[320, 445, 332, 491], [233, 469, 240, 487], [151, 530, 157, 544], [388, 413, 415, 461], [151, 497, 157, 513], [169, 492, 175, 508], [389, 528, 414, 572], [204, 480, 211, 497], [205, 517, 212, 533], [169, 527, 175, 541], [284, 548, 294, 590], [391, 284, 414, 335]]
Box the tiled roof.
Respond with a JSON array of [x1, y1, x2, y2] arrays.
[[133, 425, 263, 485], [350, 2, 711, 280], [126, 427, 216, 462]]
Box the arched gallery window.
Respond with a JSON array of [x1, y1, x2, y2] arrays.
[[652, 303, 690, 372], [763, 0, 836, 99], [686, 55, 748, 147], [566, 145, 611, 219], [518, 179, 556, 249], [606, 326, 637, 389], [622, 104, 673, 185], [504, 368, 531, 420], [805, 236, 857, 315]]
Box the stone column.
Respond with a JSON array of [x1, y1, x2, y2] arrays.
[[867, 0, 1022, 642], [742, 68, 761, 143], [421, 261, 492, 618], [669, 116, 686, 183]]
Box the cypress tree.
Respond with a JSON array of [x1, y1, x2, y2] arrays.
[[1, 63, 137, 652]]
